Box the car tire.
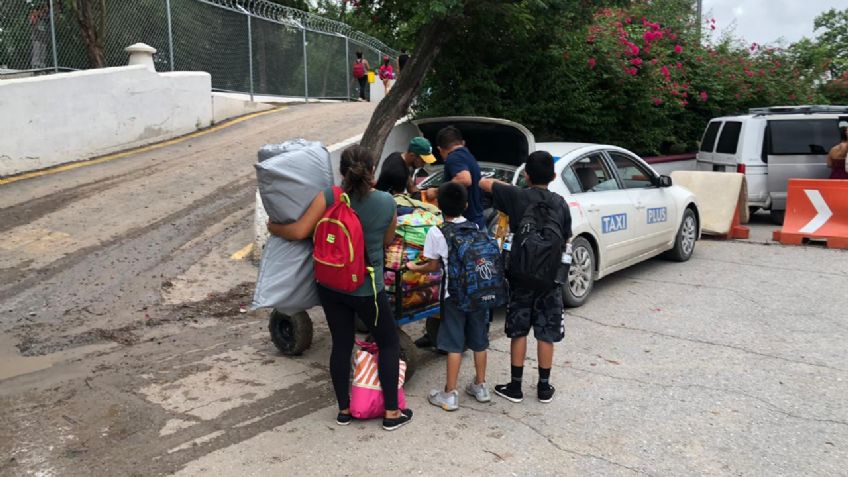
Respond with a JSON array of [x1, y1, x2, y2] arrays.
[[268, 310, 313, 356], [769, 209, 785, 225], [664, 208, 697, 262], [563, 236, 595, 308]]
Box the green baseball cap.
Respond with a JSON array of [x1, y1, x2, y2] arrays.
[[408, 137, 436, 164]]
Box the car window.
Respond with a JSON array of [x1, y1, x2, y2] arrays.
[[608, 151, 655, 189], [767, 119, 840, 155], [565, 153, 619, 193], [715, 121, 742, 154], [700, 121, 721, 152], [418, 166, 515, 189]]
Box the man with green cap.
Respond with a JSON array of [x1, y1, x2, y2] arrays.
[[375, 137, 437, 196]]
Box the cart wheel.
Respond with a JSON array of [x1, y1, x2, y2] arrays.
[[425, 315, 441, 344], [268, 310, 313, 356], [398, 329, 419, 382]]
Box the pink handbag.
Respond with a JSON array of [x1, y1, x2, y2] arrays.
[[350, 340, 407, 419]]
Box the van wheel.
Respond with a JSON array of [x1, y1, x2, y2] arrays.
[[563, 236, 594, 308], [664, 208, 698, 262], [269, 310, 313, 356], [770, 209, 785, 225]]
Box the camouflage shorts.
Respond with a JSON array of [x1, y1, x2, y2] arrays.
[[505, 286, 565, 343]]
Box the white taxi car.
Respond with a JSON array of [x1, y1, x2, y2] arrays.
[[403, 117, 701, 307]]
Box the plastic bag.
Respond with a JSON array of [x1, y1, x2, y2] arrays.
[[350, 340, 407, 419]]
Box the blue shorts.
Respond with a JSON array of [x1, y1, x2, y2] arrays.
[[437, 298, 490, 353]]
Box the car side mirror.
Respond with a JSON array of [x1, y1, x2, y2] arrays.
[[656, 175, 672, 188]]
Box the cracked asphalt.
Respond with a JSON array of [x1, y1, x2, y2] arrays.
[[2, 101, 847, 475]]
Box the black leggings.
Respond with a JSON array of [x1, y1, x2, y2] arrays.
[[357, 76, 368, 100], [317, 286, 400, 411]]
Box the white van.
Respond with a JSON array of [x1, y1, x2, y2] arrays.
[[695, 105, 847, 223]]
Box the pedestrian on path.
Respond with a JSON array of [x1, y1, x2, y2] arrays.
[[267, 145, 413, 431], [352, 52, 370, 101], [378, 55, 394, 95], [397, 49, 410, 74]]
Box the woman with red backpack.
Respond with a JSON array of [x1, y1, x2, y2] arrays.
[[267, 145, 413, 431], [352, 52, 370, 101]]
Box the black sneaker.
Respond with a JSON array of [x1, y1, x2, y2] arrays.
[[494, 383, 524, 403], [414, 334, 433, 348], [336, 412, 353, 426], [538, 384, 556, 403], [382, 409, 413, 431]]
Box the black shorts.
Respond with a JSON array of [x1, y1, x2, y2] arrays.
[[505, 286, 565, 343], [437, 298, 490, 353]]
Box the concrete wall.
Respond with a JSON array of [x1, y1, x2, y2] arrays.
[[0, 65, 212, 177], [212, 92, 273, 124]]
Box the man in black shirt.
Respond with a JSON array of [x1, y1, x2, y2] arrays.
[[375, 136, 436, 196], [479, 151, 572, 404], [398, 49, 410, 73]]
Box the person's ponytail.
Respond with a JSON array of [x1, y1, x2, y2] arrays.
[[339, 145, 375, 200]]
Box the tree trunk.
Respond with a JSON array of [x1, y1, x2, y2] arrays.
[[358, 18, 456, 156], [72, 0, 107, 68]]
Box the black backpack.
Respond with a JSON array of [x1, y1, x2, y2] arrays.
[[508, 191, 565, 290]]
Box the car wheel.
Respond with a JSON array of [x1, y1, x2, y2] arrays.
[[563, 236, 594, 308], [664, 208, 697, 262], [268, 310, 313, 356], [769, 209, 785, 225]]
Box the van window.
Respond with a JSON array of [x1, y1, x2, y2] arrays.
[[767, 119, 839, 155], [700, 121, 721, 152], [715, 121, 742, 154]]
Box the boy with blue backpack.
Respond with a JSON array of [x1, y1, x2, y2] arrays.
[[407, 182, 506, 411]]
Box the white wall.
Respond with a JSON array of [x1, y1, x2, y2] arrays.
[[212, 92, 272, 124], [0, 65, 213, 177]]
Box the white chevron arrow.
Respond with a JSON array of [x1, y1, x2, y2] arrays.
[[799, 190, 833, 234]]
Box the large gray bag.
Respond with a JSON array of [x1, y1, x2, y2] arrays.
[[252, 140, 334, 313]]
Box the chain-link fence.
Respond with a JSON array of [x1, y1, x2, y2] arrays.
[[0, 0, 398, 100]]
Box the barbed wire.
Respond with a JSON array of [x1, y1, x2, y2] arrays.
[[199, 0, 399, 56]]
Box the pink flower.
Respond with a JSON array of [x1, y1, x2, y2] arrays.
[[626, 17, 633, 24], [699, 91, 709, 102], [675, 62, 683, 70], [661, 65, 671, 79], [710, 25, 716, 31], [750, 42, 759, 52], [652, 97, 664, 106], [588, 58, 597, 69], [650, 59, 658, 65], [630, 57, 643, 66], [680, 100, 689, 107], [674, 45, 683, 54], [626, 42, 640, 56]]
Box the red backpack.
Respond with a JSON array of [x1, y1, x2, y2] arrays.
[[352, 60, 366, 79], [313, 187, 371, 293]]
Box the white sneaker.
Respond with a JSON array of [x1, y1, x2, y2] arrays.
[[428, 389, 459, 411], [466, 381, 492, 403]]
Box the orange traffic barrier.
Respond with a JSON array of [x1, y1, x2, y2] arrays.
[[773, 179, 848, 249]]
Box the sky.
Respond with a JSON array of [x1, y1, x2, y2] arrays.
[[702, 0, 848, 46]]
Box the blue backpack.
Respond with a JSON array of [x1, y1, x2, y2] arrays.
[[440, 221, 507, 312]]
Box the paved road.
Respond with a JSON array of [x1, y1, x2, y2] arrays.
[[2, 105, 847, 475]]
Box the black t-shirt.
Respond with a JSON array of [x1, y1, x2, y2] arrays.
[[375, 152, 410, 195], [491, 183, 572, 239], [398, 54, 409, 71]]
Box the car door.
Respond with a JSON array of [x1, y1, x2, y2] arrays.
[[560, 152, 639, 268], [605, 150, 678, 255]]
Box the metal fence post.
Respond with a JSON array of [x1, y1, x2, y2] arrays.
[[302, 27, 308, 102], [166, 0, 175, 71], [345, 36, 351, 101], [48, 0, 59, 72], [247, 11, 255, 101]]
